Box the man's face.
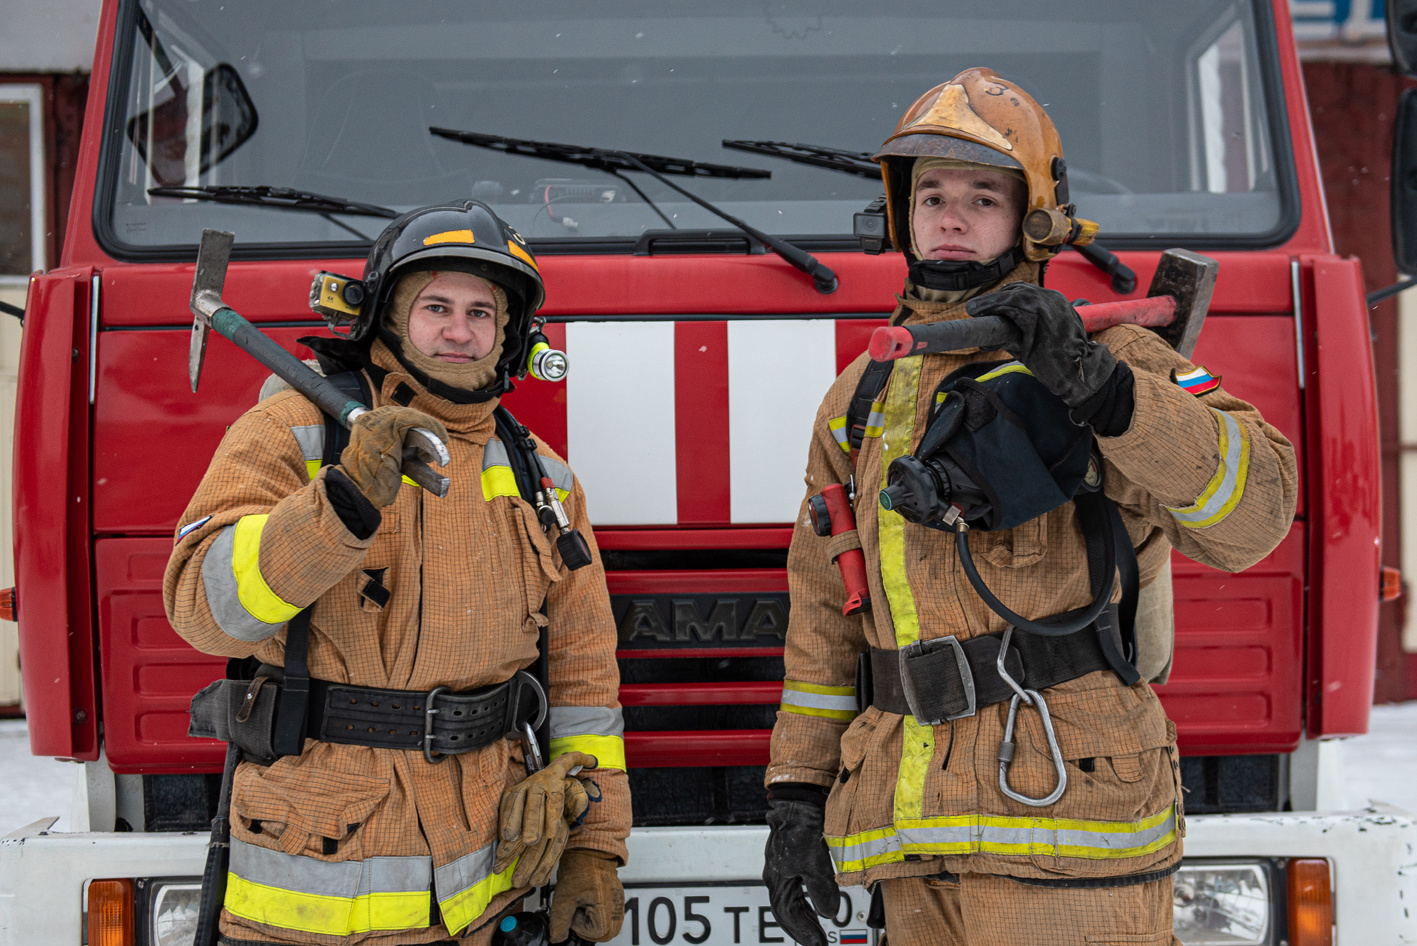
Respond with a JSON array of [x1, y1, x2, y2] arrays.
[[910, 166, 1026, 263], [406, 272, 499, 363]]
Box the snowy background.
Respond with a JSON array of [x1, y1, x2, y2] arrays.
[[5, 703, 1417, 836]]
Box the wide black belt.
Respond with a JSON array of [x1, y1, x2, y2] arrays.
[[305, 670, 547, 762], [860, 621, 1111, 724]]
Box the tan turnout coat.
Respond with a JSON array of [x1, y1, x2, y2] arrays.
[[165, 341, 629, 945], [766, 264, 1297, 888]]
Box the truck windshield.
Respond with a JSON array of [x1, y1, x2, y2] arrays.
[[99, 0, 1293, 256]]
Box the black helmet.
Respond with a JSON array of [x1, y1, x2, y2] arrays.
[[355, 200, 545, 392]]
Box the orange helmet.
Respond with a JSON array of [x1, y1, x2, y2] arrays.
[[874, 68, 1096, 262]]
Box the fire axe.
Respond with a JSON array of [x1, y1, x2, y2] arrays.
[[187, 229, 451, 496], [868, 248, 1219, 363]]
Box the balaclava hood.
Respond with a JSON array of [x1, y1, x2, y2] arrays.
[[381, 269, 510, 397]]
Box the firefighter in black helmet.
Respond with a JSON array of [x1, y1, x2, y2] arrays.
[[166, 200, 629, 945]]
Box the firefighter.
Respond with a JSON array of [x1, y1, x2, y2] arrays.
[[165, 201, 628, 946], [762, 69, 1297, 944]]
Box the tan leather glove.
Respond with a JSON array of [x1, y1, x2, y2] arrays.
[[336, 406, 448, 508], [550, 848, 625, 943], [493, 751, 597, 888]]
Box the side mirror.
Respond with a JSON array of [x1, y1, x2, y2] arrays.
[[1391, 89, 1417, 276], [125, 62, 259, 187], [1391, 0, 1417, 79]]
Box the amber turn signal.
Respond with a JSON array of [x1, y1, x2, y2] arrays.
[[1381, 566, 1403, 602], [87, 878, 134, 946], [1286, 858, 1333, 946], [0, 586, 15, 621]]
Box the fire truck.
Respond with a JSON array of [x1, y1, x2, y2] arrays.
[[3, 1, 1416, 943]]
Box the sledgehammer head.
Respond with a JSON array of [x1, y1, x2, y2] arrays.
[[189, 229, 235, 392], [1147, 248, 1217, 360]]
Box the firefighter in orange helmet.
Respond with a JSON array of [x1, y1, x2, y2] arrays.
[[763, 69, 1297, 944], [166, 201, 628, 946]]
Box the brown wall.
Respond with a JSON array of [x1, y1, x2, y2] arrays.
[[1302, 62, 1415, 702]]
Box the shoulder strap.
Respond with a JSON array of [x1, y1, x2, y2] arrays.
[[321, 370, 373, 468], [845, 358, 895, 462], [492, 405, 543, 506], [270, 608, 312, 757]]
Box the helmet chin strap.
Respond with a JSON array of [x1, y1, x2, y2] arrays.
[[907, 245, 1025, 292]]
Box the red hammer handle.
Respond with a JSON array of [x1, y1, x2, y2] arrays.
[[867, 295, 1179, 362]]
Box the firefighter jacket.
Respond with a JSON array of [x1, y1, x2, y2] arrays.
[[164, 340, 629, 945], [765, 262, 1297, 888]]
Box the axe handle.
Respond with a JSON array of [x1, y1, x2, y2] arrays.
[[867, 295, 1178, 362], [208, 308, 450, 496]]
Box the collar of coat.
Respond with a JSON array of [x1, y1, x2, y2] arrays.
[[889, 259, 1041, 357], [368, 339, 500, 440]]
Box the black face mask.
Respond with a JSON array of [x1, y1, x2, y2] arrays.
[[906, 246, 1026, 293]]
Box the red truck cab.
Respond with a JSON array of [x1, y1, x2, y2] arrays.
[[3, 1, 1412, 944]]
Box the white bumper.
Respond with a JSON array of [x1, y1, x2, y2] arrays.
[[3, 809, 1415, 945]]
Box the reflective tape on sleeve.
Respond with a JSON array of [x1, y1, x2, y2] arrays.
[[826, 804, 1178, 873], [225, 838, 433, 935], [200, 517, 300, 641], [780, 680, 858, 720], [548, 706, 627, 770], [1165, 409, 1251, 529]]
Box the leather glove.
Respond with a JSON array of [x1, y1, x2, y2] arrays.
[[763, 787, 840, 946], [550, 848, 625, 943], [336, 406, 448, 508], [494, 751, 597, 888], [965, 282, 1119, 410]]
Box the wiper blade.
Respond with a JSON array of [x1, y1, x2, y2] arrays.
[[430, 127, 770, 180], [146, 185, 398, 219], [722, 140, 879, 178], [433, 127, 836, 294]]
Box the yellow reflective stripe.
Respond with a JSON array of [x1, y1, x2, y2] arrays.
[[894, 715, 933, 822], [826, 805, 1178, 872], [828, 416, 851, 454], [438, 860, 517, 934], [225, 875, 429, 936], [305, 460, 321, 480], [1165, 410, 1251, 529], [864, 400, 886, 438], [549, 734, 627, 771], [230, 515, 301, 625], [482, 466, 520, 501], [976, 361, 1032, 382], [781, 680, 858, 720]]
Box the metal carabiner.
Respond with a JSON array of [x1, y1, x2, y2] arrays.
[[994, 627, 1068, 808]]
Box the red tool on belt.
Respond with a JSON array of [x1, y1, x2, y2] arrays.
[[868, 247, 1218, 363], [807, 483, 871, 616]]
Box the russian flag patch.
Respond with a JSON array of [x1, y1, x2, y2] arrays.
[[840, 932, 869, 945], [177, 514, 212, 541], [1173, 366, 1221, 396]]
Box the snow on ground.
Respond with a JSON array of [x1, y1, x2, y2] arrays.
[[3, 704, 1417, 836]]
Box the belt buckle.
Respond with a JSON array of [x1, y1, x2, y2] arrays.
[[898, 636, 976, 724], [424, 685, 450, 764]]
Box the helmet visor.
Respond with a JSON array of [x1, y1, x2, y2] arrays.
[[874, 134, 1023, 172]]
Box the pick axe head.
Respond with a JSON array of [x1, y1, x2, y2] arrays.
[[189, 229, 235, 392], [1147, 248, 1218, 360]]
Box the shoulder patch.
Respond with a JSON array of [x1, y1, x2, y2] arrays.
[[1173, 365, 1221, 396], [177, 515, 213, 541]]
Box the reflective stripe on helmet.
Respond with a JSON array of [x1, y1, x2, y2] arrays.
[[780, 680, 857, 720], [200, 516, 301, 641], [549, 705, 627, 770], [1165, 409, 1250, 529], [826, 804, 1178, 873], [224, 838, 434, 935]]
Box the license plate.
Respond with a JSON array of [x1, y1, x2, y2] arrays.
[[605, 884, 878, 946]]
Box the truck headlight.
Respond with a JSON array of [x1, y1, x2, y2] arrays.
[[1173, 861, 1270, 945], [148, 881, 202, 946]]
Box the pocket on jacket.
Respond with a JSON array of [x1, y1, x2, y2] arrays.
[[973, 512, 1048, 568], [823, 708, 884, 857], [231, 759, 389, 859]]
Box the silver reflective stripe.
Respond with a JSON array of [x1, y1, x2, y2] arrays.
[[290, 425, 323, 462], [433, 841, 496, 902], [1166, 410, 1247, 527], [864, 408, 886, 434], [200, 525, 285, 642], [540, 456, 575, 495], [230, 837, 431, 898], [549, 705, 624, 739], [780, 689, 857, 713], [482, 438, 510, 471]]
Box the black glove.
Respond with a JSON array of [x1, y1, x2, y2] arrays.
[[763, 786, 840, 946], [965, 282, 1119, 410]]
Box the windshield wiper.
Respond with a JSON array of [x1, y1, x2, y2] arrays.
[[431, 127, 837, 293], [722, 140, 879, 178], [148, 185, 396, 240]]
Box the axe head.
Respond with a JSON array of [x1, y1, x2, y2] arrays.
[[189, 229, 235, 392], [1146, 248, 1218, 359]]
